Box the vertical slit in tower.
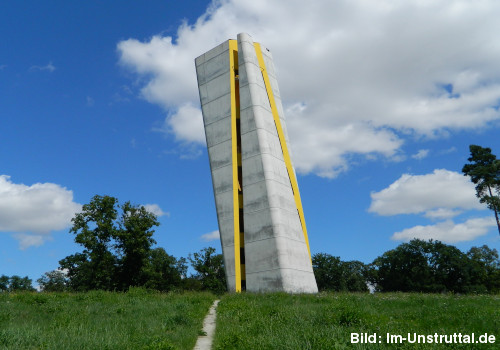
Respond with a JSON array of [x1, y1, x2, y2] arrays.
[[231, 46, 246, 291], [235, 68, 246, 291]]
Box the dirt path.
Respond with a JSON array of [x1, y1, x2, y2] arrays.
[[193, 299, 220, 350]]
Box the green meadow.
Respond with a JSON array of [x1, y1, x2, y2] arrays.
[[1, 291, 499, 349], [214, 293, 500, 349], [0, 289, 214, 350]]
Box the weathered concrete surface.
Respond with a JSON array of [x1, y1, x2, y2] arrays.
[[196, 41, 238, 292], [196, 33, 318, 294], [193, 299, 220, 350], [237, 33, 317, 293]]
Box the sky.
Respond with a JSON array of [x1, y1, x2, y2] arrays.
[[1, 0, 499, 284]]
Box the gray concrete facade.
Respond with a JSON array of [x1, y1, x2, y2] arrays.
[[195, 33, 318, 293]]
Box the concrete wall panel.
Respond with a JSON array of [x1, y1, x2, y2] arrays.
[[206, 140, 232, 170], [204, 116, 232, 147], [196, 33, 317, 293], [201, 93, 231, 126]]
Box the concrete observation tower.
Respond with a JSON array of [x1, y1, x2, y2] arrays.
[[195, 33, 318, 293]]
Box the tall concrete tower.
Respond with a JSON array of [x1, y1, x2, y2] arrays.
[[195, 33, 317, 293]]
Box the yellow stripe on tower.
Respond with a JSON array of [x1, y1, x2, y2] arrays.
[[254, 43, 312, 261], [228, 39, 242, 292]]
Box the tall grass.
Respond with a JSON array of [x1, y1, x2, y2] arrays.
[[214, 292, 500, 349], [0, 288, 215, 350]]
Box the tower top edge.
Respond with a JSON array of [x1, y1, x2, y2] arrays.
[[194, 33, 267, 65]]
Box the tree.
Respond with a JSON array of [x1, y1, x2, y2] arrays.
[[371, 239, 471, 293], [37, 270, 69, 292], [60, 195, 160, 291], [115, 202, 159, 289], [312, 253, 369, 292], [189, 247, 226, 294], [60, 195, 119, 291], [462, 145, 500, 235], [0, 275, 35, 292], [143, 248, 187, 291], [371, 240, 432, 292], [312, 253, 344, 291], [467, 245, 500, 293], [342, 260, 369, 292], [0, 275, 8, 292]]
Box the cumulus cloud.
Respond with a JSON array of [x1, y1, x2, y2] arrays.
[[0, 175, 81, 249], [201, 230, 220, 242], [391, 217, 496, 243], [143, 203, 169, 217], [369, 169, 483, 218], [154, 103, 206, 144], [117, 0, 500, 177], [369, 169, 497, 242]]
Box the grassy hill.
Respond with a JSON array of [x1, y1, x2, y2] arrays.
[[1, 290, 499, 349], [0, 289, 214, 350], [215, 293, 499, 349]]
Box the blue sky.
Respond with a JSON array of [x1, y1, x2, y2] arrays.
[[1, 0, 499, 284]]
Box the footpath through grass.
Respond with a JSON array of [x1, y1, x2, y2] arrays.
[[0, 288, 215, 350], [214, 292, 500, 349]]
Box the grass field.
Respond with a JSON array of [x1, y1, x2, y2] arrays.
[[214, 293, 500, 349], [1, 291, 499, 349], [0, 288, 215, 350]]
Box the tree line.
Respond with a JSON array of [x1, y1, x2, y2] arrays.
[[4, 236, 499, 294], [313, 239, 500, 293], [2, 144, 499, 294], [2, 195, 227, 294]]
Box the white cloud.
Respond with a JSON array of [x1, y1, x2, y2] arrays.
[[13, 233, 53, 250], [155, 103, 206, 144], [0, 175, 81, 248], [423, 208, 462, 220], [391, 217, 496, 243], [370, 169, 497, 243], [30, 62, 56, 72], [143, 204, 169, 217], [411, 149, 430, 160], [369, 169, 483, 218], [0, 175, 81, 233], [117, 0, 500, 177], [201, 230, 220, 241]]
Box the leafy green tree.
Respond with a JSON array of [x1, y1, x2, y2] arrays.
[[189, 247, 226, 294], [312, 253, 344, 291], [371, 239, 472, 293], [115, 202, 159, 289], [37, 270, 69, 292], [143, 248, 187, 291], [0, 275, 8, 292], [59, 253, 94, 291], [312, 253, 368, 292], [60, 195, 119, 291], [342, 260, 369, 292], [426, 241, 471, 292], [60, 195, 160, 291], [467, 245, 500, 293], [3, 275, 36, 292], [372, 240, 432, 292], [462, 145, 500, 235]]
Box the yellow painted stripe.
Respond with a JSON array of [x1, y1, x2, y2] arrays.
[[229, 39, 241, 292], [253, 43, 312, 261]]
